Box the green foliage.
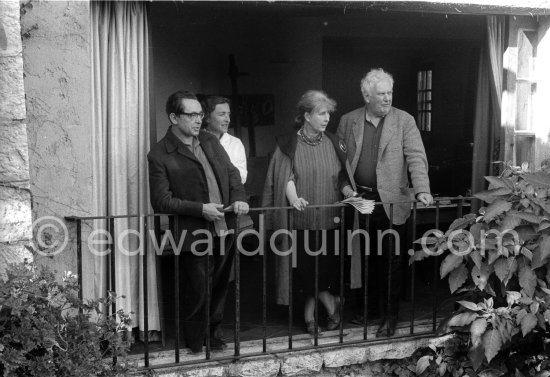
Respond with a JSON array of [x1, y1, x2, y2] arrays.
[[0, 263, 133, 376], [410, 163, 550, 373]]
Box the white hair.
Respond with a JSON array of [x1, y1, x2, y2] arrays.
[[360, 68, 394, 97]]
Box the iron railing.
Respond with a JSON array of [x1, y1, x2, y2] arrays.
[[66, 196, 475, 370]]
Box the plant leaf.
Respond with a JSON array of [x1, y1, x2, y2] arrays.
[[499, 213, 522, 232], [458, 300, 480, 311], [483, 329, 503, 363], [485, 175, 514, 189], [416, 355, 433, 375], [506, 291, 521, 306], [494, 258, 512, 284], [449, 263, 468, 293], [470, 318, 488, 345], [470, 249, 482, 270], [468, 343, 485, 371], [522, 172, 550, 188], [440, 254, 464, 278], [472, 263, 492, 291], [539, 220, 550, 232], [448, 217, 474, 232], [520, 313, 537, 336], [448, 311, 478, 327], [519, 265, 537, 297], [513, 211, 543, 224], [483, 199, 512, 222]]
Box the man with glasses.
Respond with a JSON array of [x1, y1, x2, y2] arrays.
[[148, 90, 249, 353]]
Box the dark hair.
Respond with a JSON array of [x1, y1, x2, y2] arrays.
[[199, 95, 231, 129], [165, 90, 198, 118], [294, 90, 336, 128], [200, 95, 231, 115]]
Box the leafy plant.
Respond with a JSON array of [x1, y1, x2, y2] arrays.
[[0, 262, 133, 376], [410, 162, 550, 373]]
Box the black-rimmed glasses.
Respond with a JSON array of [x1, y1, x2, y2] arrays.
[[179, 112, 205, 121]]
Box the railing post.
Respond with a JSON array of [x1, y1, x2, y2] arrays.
[[143, 216, 149, 367], [261, 210, 267, 353], [234, 216, 241, 359], [410, 202, 417, 334]]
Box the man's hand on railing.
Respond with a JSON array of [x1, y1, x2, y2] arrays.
[[231, 201, 249, 215], [202, 203, 224, 221], [416, 192, 434, 207], [292, 197, 309, 211]]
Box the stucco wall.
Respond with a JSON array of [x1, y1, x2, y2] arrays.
[[21, 0, 93, 274], [0, 0, 33, 279]]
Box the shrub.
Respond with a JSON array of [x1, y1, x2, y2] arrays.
[[410, 162, 550, 374], [0, 262, 132, 376]]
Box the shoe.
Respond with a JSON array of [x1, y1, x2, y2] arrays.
[[375, 316, 397, 338], [306, 321, 322, 335], [205, 337, 227, 351], [326, 297, 342, 331]]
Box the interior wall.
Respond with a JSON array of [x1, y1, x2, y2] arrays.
[[150, 3, 485, 170]]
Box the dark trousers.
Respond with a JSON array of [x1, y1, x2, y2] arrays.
[[355, 194, 405, 318], [180, 235, 234, 352]]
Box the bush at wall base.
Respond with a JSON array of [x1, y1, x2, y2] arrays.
[[410, 162, 550, 375], [0, 262, 132, 376]]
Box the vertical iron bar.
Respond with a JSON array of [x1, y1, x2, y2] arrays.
[[288, 210, 294, 350], [386, 204, 394, 337], [77, 219, 82, 300], [339, 206, 345, 343], [433, 201, 440, 332], [109, 218, 116, 316], [363, 213, 370, 340], [174, 216, 180, 363], [314, 226, 319, 346], [143, 216, 149, 367], [457, 197, 464, 218], [109, 217, 117, 366], [410, 202, 417, 334], [206, 244, 211, 360], [262, 210, 267, 353], [234, 216, 241, 358]]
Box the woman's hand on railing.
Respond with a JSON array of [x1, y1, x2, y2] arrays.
[[292, 197, 309, 211]]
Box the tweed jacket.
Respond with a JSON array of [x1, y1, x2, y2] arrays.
[[148, 128, 246, 252], [337, 106, 431, 225]]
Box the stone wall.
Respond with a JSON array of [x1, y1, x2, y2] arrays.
[[20, 0, 94, 274], [0, 0, 33, 279]]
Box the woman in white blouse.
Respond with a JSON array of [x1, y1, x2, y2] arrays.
[[201, 96, 247, 184]]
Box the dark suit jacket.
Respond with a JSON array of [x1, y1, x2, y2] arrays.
[[148, 128, 246, 252]]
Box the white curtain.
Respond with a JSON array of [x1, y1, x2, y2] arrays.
[[471, 16, 506, 197], [89, 1, 160, 335]]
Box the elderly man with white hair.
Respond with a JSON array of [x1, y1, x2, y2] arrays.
[[338, 68, 433, 337]]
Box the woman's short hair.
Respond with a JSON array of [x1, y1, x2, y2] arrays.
[[294, 90, 336, 127], [199, 95, 231, 128], [360, 68, 394, 97]]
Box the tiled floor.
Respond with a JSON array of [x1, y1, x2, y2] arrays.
[[130, 254, 455, 356]]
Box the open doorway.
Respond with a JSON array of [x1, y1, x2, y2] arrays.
[[147, 1, 485, 350]]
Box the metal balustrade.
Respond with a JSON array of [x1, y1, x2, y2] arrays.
[[66, 196, 475, 370]]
